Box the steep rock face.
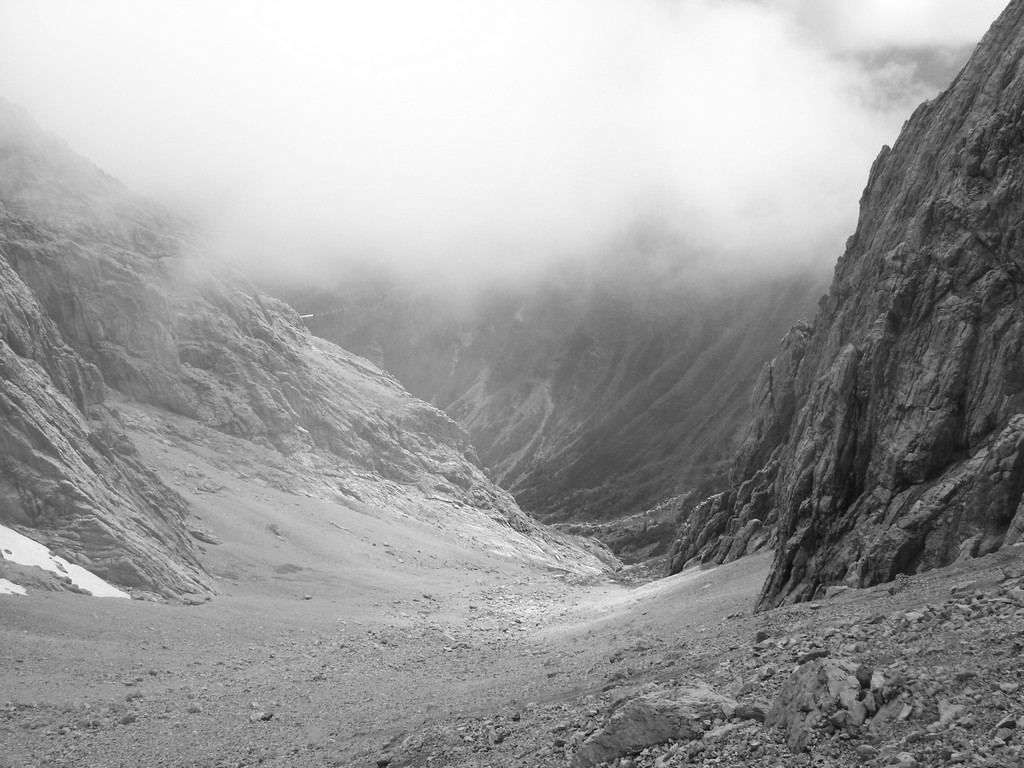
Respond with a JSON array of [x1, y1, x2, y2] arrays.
[[300, 269, 823, 552], [0, 209, 210, 596], [0, 99, 614, 593], [671, 0, 1024, 608]]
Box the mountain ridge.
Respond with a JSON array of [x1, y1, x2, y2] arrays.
[[670, 0, 1024, 608], [299, 260, 824, 559], [0, 98, 615, 598]]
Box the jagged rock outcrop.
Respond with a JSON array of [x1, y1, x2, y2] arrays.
[[671, 0, 1024, 608], [571, 686, 738, 768], [298, 264, 823, 559], [0, 98, 615, 595], [0, 211, 210, 596]]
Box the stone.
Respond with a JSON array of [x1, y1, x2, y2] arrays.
[[958, 713, 978, 729], [733, 703, 767, 723], [938, 699, 964, 726], [959, 536, 985, 561], [758, 665, 777, 680], [767, 659, 863, 752], [847, 700, 869, 727], [187, 527, 221, 545], [855, 665, 873, 690], [797, 649, 830, 665], [572, 686, 734, 768]]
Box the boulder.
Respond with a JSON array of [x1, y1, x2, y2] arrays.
[[767, 658, 880, 752], [572, 686, 733, 768]]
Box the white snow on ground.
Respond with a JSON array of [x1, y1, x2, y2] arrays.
[[0, 578, 27, 596], [0, 524, 130, 598]]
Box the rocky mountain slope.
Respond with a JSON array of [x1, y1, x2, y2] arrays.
[[379, 548, 1024, 768], [0, 98, 614, 598], [298, 259, 823, 558], [0, 211, 209, 597], [5, 512, 1021, 768], [670, 0, 1024, 608]]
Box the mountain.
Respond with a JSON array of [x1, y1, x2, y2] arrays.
[[0, 99, 614, 598], [670, 0, 1024, 608], [295, 257, 823, 559]]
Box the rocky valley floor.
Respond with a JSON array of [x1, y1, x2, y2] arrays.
[[2, 407, 1023, 768]]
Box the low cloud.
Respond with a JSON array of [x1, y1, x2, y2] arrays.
[[0, 0, 1009, 289], [775, 0, 1008, 52]]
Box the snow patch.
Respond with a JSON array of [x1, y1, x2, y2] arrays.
[[0, 524, 130, 598], [0, 578, 27, 596]]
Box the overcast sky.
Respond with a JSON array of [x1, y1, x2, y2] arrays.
[[0, 0, 1011, 288]]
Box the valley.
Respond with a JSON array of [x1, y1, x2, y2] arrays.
[[294, 266, 825, 561], [3, 393, 1021, 768], [0, 399, 767, 768], [3, 406, 1021, 767], [3, 2, 1024, 767]]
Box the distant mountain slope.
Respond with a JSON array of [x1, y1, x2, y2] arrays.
[[670, 0, 1024, 607], [0, 209, 210, 596], [299, 259, 824, 554], [0, 99, 614, 597]]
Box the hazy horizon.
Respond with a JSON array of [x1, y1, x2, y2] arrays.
[[0, 0, 1010, 290]]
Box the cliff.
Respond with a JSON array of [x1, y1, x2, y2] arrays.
[[670, 0, 1024, 608]]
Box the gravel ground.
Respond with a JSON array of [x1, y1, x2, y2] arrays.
[[3, 406, 1022, 768]]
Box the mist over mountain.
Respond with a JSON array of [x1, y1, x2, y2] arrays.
[[0, 0, 1012, 599], [0, 96, 615, 600], [0, 0, 1006, 293], [5, 3, 1024, 768], [290, 234, 827, 560]]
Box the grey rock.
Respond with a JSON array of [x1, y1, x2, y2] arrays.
[[767, 658, 863, 752], [855, 743, 879, 761], [670, 0, 1024, 607], [187, 527, 221, 545], [572, 686, 733, 768], [938, 698, 964, 726], [797, 649, 830, 665], [732, 703, 766, 723], [0, 215, 210, 597]]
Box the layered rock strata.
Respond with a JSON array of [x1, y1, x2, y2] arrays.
[[670, 0, 1024, 608]]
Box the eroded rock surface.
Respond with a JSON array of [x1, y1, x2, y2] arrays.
[[671, 0, 1024, 607], [0, 213, 209, 597], [571, 686, 737, 768]]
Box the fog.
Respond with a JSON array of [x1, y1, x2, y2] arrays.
[[0, 0, 1009, 289]]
